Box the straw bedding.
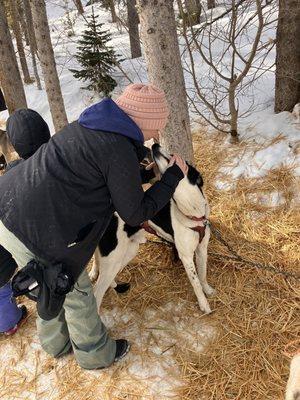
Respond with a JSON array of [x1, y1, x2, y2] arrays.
[[0, 129, 299, 399]]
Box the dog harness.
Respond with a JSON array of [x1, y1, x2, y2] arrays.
[[188, 215, 209, 243], [141, 215, 209, 244], [141, 221, 157, 236]]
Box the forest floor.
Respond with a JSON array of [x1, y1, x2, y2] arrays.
[[0, 129, 299, 400]]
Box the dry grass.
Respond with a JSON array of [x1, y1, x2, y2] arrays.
[[173, 131, 300, 399], [0, 129, 299, 399]]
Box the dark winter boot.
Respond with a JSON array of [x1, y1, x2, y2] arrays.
[[114, 282, 131, 294], [114, 339, 130, 362]]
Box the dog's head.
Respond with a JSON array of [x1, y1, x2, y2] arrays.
[[151, 144, 209, 218], [0, 129, 18, 164]]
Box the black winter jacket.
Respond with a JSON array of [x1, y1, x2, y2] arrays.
[[0, 109, 50, 287], [0, 100, 183, 282]]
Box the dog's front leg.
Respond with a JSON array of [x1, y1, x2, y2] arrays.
[[89, 246, 101, 282], [179, 254, 212, 314], [195, 229, 215, 296], [93, 261, 123, 310], [286, 353, 300, 400], [110, 280, 117, 289]]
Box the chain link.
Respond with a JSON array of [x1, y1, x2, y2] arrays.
[[210, 223, 300, 281], [147, 222, 300, 281]]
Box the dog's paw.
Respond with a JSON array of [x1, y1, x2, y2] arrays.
[[199, 299, 212, 314], [203, 284, 216, 297], [201, 305, 212, 314]]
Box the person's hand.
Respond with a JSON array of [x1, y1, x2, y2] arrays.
[[168, 154, 188, 175]]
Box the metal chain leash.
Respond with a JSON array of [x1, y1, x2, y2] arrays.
[[209, 223, 300, 281], [146, 221, 300, 281]]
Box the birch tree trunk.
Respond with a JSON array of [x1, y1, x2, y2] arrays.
[[23, 0, 42, 89], [109, 0, 117, 22], [207, 0, 216, 9], [10, 0, 32, 84], [137, 0, 194, 163], [127, 0, 142, 58], [73, 0, 84, 14], [19, 2, 30, 46], [0, 1, 27, 113], [30, 0, 68, 131], [23, 0, 38, 53], [185, 0, 201, 25], [275, 0, 300, 112]]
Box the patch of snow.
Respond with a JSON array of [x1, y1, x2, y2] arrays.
[[221, 141, 298, 179], [0, 300, 213, 399]]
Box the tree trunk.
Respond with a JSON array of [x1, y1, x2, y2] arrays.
[[228, 83, 238, 142], [73, 0, 84, 14], [185, 0, 201, 25], [0, 2, 27, 113], [108, 0, 117, 22], [30, 0, 68, 131], [23, 0, 42, 90], [275, 0, 300, 112], [127, 0, 141, 58], [10, 0, 33, 84], [19, 1, 30, 46], [207, 0, 216, 9], [23, 0, 38, 53], [137, 0, 194, 163]]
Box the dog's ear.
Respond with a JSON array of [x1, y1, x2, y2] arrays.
[[187, 165, 203, 187], [197, 175, 204, 187]]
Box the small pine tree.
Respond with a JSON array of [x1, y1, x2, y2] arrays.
[[70, 9, 119, 96]]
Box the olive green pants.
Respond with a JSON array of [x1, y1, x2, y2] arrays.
[[0, 220, 116, 369]]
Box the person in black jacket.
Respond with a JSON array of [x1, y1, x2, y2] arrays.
[[0, 88, 7, 169], [0, 88, 6, 112], [0, 87, 7, 171], [0, 109, 50, 335], [0, 83, 187, 369], [0, 246, 27, 335]]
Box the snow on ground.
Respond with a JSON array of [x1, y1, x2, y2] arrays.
[[1, 0, 298, 187], [0, 299, 213, 399]]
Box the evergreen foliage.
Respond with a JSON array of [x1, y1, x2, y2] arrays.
[[70, 8, 119, 95]]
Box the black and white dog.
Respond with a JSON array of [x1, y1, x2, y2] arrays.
[[90, 144, 215, 314]]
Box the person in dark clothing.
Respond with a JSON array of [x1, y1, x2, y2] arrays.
[[0, 154, 5, 170], [0, 246, 27, 335], [5, 108, 51, 170], [0, 83, 187, 369], [0, 88, 7, 169], [0, 109, 50, 335], [0, 88, 6, 112]]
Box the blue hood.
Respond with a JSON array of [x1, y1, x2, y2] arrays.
[[78, 98, 144, 143]]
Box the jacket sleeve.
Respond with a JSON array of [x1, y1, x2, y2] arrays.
[[140, 165, 156, 184], [103, 140, 183, 226]]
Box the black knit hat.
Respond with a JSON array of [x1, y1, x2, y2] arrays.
[[6, 109, 50, 159]]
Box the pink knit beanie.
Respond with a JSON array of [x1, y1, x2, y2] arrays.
[[115, 83, 169, 135]]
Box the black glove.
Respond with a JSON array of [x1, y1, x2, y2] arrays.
[[12, 259, 74, 320]]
